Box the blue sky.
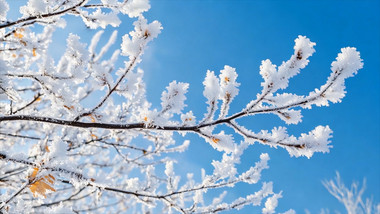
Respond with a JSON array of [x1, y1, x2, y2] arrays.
[[138, 0, 380, 212], [5, 0, 380, 213]]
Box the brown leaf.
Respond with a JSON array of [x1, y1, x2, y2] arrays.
[[14, 32, 23, 39], [89, 114, 96, 123], [212, 138, 220, 144], [91, 133, 98, 139], [64, 105, 75, 110], [28, 168, 56, 198]]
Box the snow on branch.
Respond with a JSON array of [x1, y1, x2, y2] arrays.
[[0, 0, 363, 213], [323, 172, 380, 214]]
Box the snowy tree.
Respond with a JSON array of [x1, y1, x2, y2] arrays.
[[0, 0, 363, 213], [323, 172, 380, 214]]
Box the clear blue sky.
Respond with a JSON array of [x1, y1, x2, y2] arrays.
[[6, 0, 380, 212], [138, 0, 380, 212]]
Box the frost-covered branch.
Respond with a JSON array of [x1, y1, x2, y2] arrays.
[[323, 172, 380, 214], [0, 0, 87, 30], [0, 0, 363, 213]]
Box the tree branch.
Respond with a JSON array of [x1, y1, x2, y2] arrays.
[[0, 0, 87, 30]]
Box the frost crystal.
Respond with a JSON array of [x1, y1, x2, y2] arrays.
[[161, 81, 189, 115], [263, 192, 283, 214], [20, 0, 48, 16], [119, 0, 151, 17], [0, 0, 9, 20], [203, 70, 220, 102], [121, 16, 162, 60]]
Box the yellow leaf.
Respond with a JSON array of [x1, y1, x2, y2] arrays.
[[32, 48, 37, 56], [91, 133, 98, 139], [14, 32, 23, 39], [29, 178, 56, 198], [45, 145, 50, 152], [48, 174, 56, 181], [144, 116, 148, 122], [30, 167, 39, 180], [28, 168, 56, 198], [89, 114, 96, 122], [212, 138, 220, 144]]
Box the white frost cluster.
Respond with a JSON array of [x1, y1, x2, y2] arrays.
[[0, 0, 9, 20], [117, 0, 151, 17], [331, 47, 363, 78], [309, 47, 363, 107], [121, 16, 162, 60], [165, 160, 174, 178], [211, 151, 238, 179], [45, 203, 74, 214], [164, 161, 180, 193], [201, 65, 240, 121], [239, 153, 270, 184], [0, 59, 15, 101], [58, 34, 90, 79], [206, 131, 235, 153], [259, 36, 316, 92], [49, 139, 68, 160], [161, 81, 189, 115], [219, 65, 240, 118], [181, 111, 196, 126], [203, 70, 220, 102], [120, 68, 145, 99], [219, 65, 240, 100], [262, 192, 283, 214], [256, 125, 333, 158], [18, 0, 150, 28], [80, 9, 121, 29], [20, 0, 48, 16]]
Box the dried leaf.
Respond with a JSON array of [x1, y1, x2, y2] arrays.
[[20, 40, 27, 46], [212, 138, 220, 144], [89, 114, 96, 123], [64, 105, 74, 110], [28, 168, 56, 198], [29, 167, 38, 180], [45, 145, 50, 152], [14, 32, 23, 39]]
